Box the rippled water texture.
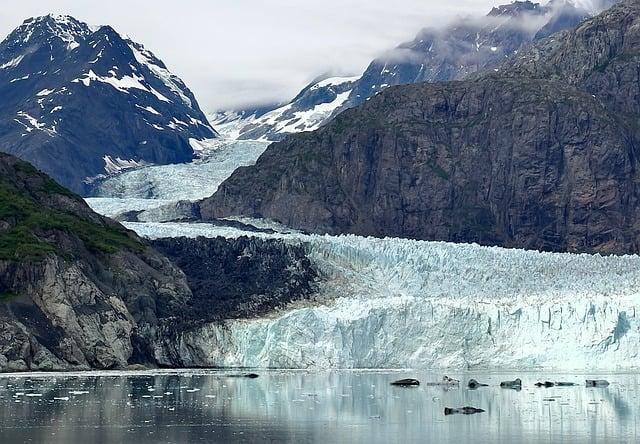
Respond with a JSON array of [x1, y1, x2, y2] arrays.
[[0, 370, 637, 443]]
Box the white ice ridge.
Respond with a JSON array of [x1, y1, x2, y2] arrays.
[[73, 70, 169, 102], [127, 222, 640, 370], [102, 155, 146, 174]]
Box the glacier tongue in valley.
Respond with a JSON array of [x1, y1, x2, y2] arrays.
[[86, 139, 270, 220], [90, 139, 270, 201], [86, 139, 640, 370], [128, 222, 640, 370]]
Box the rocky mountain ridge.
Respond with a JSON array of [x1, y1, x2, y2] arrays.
[[215, 0, 604, 142]]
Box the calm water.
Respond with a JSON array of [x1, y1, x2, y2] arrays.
[[0, 370, 637, 443]]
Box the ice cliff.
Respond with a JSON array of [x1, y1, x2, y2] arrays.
[[129, 222, 640, 370]]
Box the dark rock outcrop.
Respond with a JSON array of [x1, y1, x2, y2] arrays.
[[200, 0, 640, 255], [468, 379, 489, 389], [0, 15, 216, 194], [444, 407, 486, 415], [150, 236, 318, 327], [391, 378, 420, 386]]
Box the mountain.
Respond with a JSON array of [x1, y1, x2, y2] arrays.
[[0, 151, 318, 371], [0, 15, 217, 194], [217, 0, 595, 142], [199, 0, 640, 255], [0, 151, 189, 371], [210, 75, 359, 141]]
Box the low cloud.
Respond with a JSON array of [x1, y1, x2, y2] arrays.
[[0, 0, 615, 112]]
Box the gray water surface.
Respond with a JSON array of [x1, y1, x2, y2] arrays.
[[0, 370, 637, 443]]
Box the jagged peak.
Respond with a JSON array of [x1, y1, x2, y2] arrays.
[[488, 1, 545, 17], [4, 14, 93, 51]]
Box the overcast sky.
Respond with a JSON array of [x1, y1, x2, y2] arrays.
[[0, 1, 502, 112]]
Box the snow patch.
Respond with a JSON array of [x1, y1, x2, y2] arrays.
[[14, 111, 56, 136], [136, 105, 161, 115], [73, 70, 170, 103], [10, 75, 29, 83], [128, 41, 193, 108], [0, 55, 24, 70], [36, 88, 55, 96]]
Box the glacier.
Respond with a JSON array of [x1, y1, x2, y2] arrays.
[[85, 136, 640, 371], [87, 139, 270, 219], [92, 139, 270, 201], [127, 221, 640, 370]]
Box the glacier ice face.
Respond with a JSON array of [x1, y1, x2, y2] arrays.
[[85, 198, 174, 219], [128, 221, 640, 370], [88, 141, 640, 370]]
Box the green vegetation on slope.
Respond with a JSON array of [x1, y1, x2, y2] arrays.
[[0, 292, 19, 301], [0, 175, 142, 261]]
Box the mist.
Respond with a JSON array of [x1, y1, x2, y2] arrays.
[[0, 0, 616, 111]]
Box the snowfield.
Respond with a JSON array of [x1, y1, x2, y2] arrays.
[[210, 75, 360, 141], [127, 221, 640, 370]]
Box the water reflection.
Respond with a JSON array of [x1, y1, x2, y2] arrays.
[[0, 371, 638, 443]]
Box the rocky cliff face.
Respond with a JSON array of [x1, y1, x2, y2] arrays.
[[501, 0, 640, 135], [0, 152, 194, 371], [200, 0, 640, 255], [0, 153, 319, 371], [0, 15, 216, 194]]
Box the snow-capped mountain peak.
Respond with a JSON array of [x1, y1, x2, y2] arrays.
[[0, 14, 217, 194], [8, 14, 92, 51], [210, 75, 360, 141], [214, 0, 607, 142]]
